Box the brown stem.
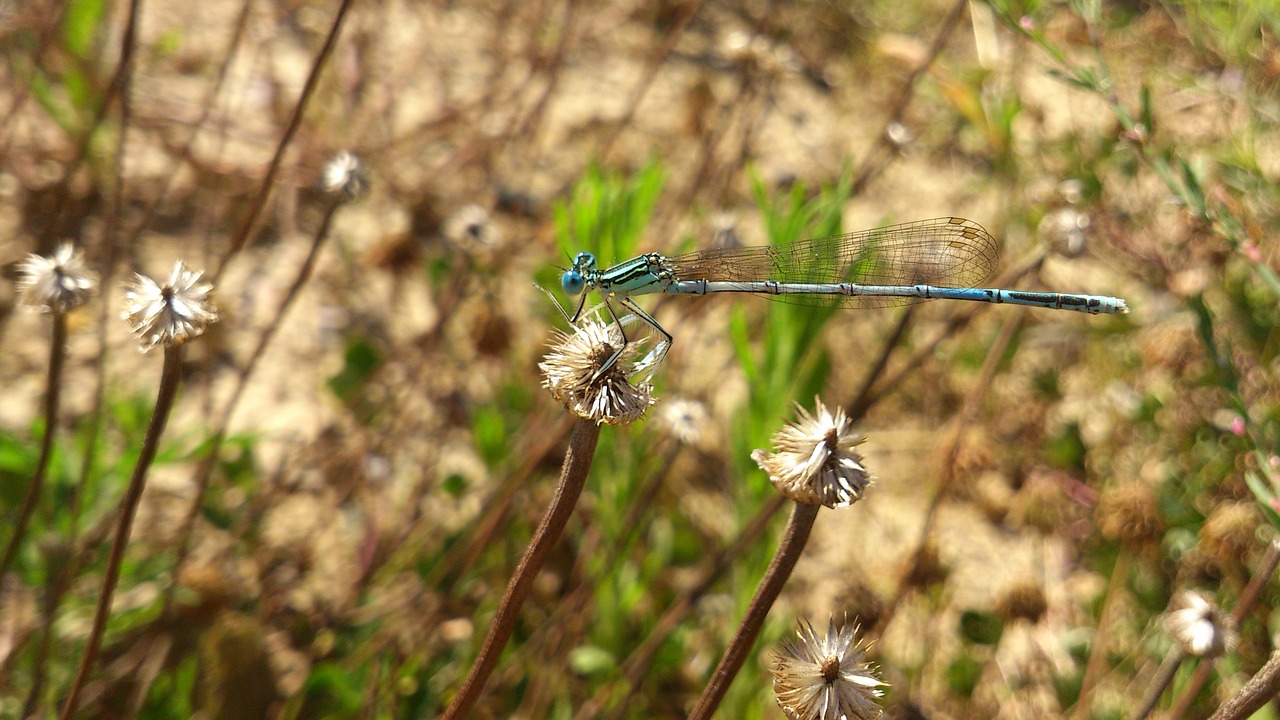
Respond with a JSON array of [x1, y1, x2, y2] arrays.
[[0, 312, 66, 582], [32, 0, 138, 249], [59, 345, 184, 720], [440, 418, 601, 720], [503, 441, 683, 698], [845, 305, 914, 421], [123, 0, 255, 248], [595, 0, 707, 160], [584, 494, 787, 720], [687, 501, 820, 720], [1207, 648, 1280, 720], [1133, 647, 1186, 720], [871, 311, 1023, 639]]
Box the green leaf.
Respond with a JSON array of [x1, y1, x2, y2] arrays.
[[946, 654, 984, 696], [1178, 157, 1208, 218], [326, 337, 383, 403], [959, 610, 1004, 645], [569, 645, 617, 676], [472, 405, 507, 465], [61, 0, 106, 57], [1245, 470, 1280, 530]]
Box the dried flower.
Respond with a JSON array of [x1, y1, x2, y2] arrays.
[[1199, 501, 1260, 568], [123, 261, 218, 351], [752, 399, 870, 508], [710, 211, 741, 250], [1037, 207, 1089, 257], [657, 397, 708, 445], [16, 243, 97, 313], [320, 151, 368, 199], [995, 580, 1049, 624], [772, 617, 886, 720], [1165, 591, 1237, 658], [1095, 481, 1162, 548], [443, 204, 499, 247], [539, 319, 658, 425]]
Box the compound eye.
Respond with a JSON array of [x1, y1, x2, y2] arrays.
[[561, 270, 585, 295]]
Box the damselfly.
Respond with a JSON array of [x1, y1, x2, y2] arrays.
[[547, 217, 1128, 372]]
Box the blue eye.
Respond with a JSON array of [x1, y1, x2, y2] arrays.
[[561, 271, 585, 295]]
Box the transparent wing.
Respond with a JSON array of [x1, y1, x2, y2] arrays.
[[664, 217, 999, 309]]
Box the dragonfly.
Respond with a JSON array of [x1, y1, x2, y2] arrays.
[[548, 217, 1128, 373]]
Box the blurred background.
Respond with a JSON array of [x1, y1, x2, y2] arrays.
[[1, 0, 1278, 717]]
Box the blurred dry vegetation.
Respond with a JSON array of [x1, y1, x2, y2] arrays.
[[1, 0, 1279, 718]]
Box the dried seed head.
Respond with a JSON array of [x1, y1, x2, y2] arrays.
[[657, 397, 708, 445], [539, 319, 658, 425], [1199, 501, 1260, 569], [320, 151, 369, 199], [122, 261, 219, 351], [752, 399, 870, 508], [1038, 207, 1090, 257], [1165, 591, 1237, 658], [995, 580, 1049, 624], [443, 203, 499, 248], [1095, 481, 1162, 549], [772, 617, 886, 720], [16, 243, 97, 313], [900, 539, 949, 590]]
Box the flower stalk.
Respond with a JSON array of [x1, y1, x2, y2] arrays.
[[2, 244, 97, 582], [441, 418, 601, 719], [688, 501, 820, 720], [690, 397, 871, 718], [59, 344, 184, 720], [0, 313, 67, 582]]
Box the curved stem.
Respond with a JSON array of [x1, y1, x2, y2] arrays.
[[687, 501, 820, 720], [59, 346, 184, 720], [441, 418, 601, 720]]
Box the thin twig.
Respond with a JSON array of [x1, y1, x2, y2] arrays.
[[596, 0, 707, 159], [687, 501, 821, 720], [1133, 647, 1187, 720], [0, 313, 66, 581], [123, 0, 255, 247], [871, 310, 1023, 640], [213, 0, 355, 279], [849, 0, 969, 198], [1072, 551, 1130, 720], [441, 418, 601, 720], [845, 306, 914, 420], [167, 199, 344, 608], [506, 441, 683, 702]]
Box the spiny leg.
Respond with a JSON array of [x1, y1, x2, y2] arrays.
[[619, 296, 672, 371], [591, 295, 631, 381], [534, 282, 590, 325]]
